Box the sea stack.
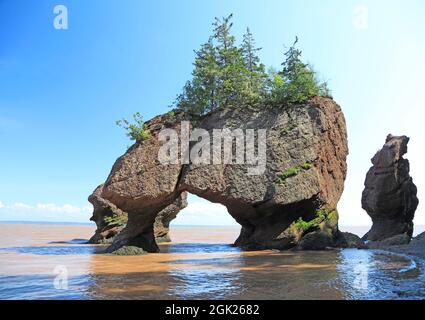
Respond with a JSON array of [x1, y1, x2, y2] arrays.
[[90, 97, 352, 253], [362, 134, 419, 243]]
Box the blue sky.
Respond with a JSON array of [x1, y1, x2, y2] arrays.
[[0, 0, 424, 226]]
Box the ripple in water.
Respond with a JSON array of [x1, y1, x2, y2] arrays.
[[1, 224, 425, 300], [335, 249, 425, 300]]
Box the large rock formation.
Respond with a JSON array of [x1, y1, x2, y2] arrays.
[[362, 135, 419, 242], [90, 97, 350, 253]]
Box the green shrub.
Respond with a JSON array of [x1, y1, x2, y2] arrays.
[[275, 162, 313, 185], [282, 166, 300, 178], [276, 166, 300, 185], [301, 162, 313, 170], [293, 218, 314, 232], [292, 209, 335, 233], [116, 112, 150, 143], [268, 37, 329, 105], [167, 110, 177, 119]]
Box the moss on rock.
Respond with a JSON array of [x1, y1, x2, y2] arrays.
[[110, 246, 147, 256], [103, 213, 128, 226], [275, 162, 314, 185]]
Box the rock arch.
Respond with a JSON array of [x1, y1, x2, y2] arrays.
[[89, 97, 355, 253]]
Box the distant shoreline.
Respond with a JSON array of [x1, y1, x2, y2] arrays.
[[1, 221, 424, 239], [0, 220, 94, 226], [0, 221, 241, 228], [0, 221, 371, 227]]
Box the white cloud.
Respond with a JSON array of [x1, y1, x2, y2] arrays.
[[172, 197, 238, 226], [13, 202, 33, 210], [182, 201, 229, 217], [0, 201, 93, 223], [35, 203, 92, 214]]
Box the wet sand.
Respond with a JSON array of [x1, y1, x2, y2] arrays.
[[0, 223, 424, 300]]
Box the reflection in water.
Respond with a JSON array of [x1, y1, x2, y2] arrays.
[[165, 244, 243, 299], [162, 243, 241, 254], [168, 265, 242, 299], [336, 249, 374, 298], [337, 249, 425, 300], [1, 224, 425, 300], [0, 273, 96, 300], [48, 239, 89, 245], [0, 246, 99, 255]]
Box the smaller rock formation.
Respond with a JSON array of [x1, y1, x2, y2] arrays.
[[109, 246, 147, 256], [335, 232, 366, 249], [365, 232, 425, 259], [366, 233, 411, 249], [294, 210, 365, 250], [88, 184, 127, 244], [89, 184, 187, 245], [294, 209, 339, 250], [362, 135, 419, 242]]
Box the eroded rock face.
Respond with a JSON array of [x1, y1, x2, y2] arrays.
[[89, 184, 187, 245], [362, 135, 419, 242], [91, 97, 349, 253], [154, 192, 188, 243], [88, 184, 127, 244]]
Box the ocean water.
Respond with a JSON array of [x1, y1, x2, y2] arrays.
[[0, 223, 424, 300]]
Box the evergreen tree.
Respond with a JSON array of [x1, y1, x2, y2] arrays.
[[212, 14, 248, 108], [174, 81, 203, 116], [120, 15, 334, 144], [175, 38, 219, 116], [241, 27, 267, 102], [174, 15, 332, 117], [269, 37, 327, 104], [281, 36, 320, 104], [192, 38, 220, 113]]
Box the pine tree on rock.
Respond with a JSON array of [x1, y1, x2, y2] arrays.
[[174, 15, 332, 117], [277, 37, 322, 104], [175, 38, 219, 116], [192, 38, 220, 113], [241, 27, 268, 103], [212, 14, 248, 108]]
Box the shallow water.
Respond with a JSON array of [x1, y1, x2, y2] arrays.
[[0, 224, 424, 300]]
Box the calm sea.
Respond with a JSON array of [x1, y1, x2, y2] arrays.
[[0, 223, 425, 300]]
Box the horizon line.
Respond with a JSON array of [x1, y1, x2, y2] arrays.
[[0, 220, 379, 228]]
